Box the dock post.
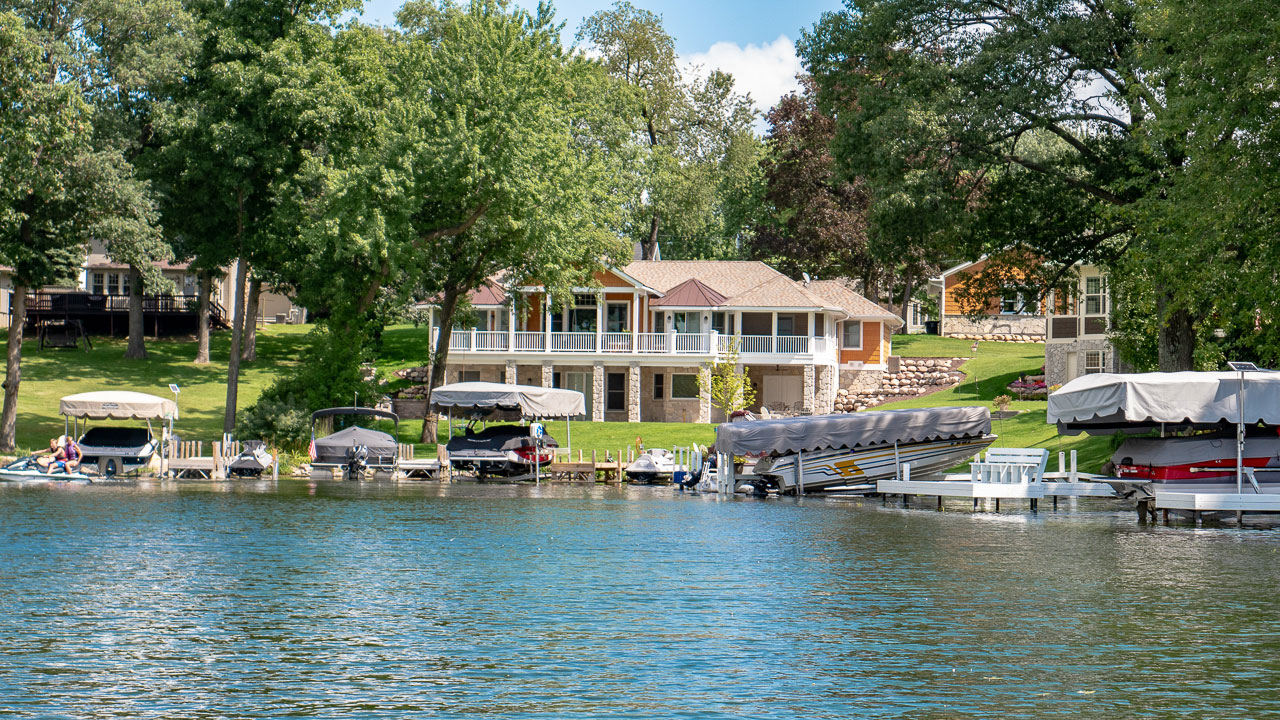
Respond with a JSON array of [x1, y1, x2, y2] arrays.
[[797, 450, 804, 496], [1030, 498, 1038, 513], [1237, 510, 1244, 526], [972, 498, 978, 511], [1163, 508, 1169, 523], [937, 495, 942, 511], [994, 498, 1000, 512]]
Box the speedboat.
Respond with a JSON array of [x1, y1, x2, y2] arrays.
[[626, 448, 678, 483], [0, 456, 94, 483], [715, 406, 996, 494], [1049, 370, 1280, 497], [445, 423, 557, 478]]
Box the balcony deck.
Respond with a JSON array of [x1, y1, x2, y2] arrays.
[[435, 329, 837, 364], [24, 291, 228, 336]]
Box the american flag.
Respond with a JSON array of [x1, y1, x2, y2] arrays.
[[308, 437, 316, 461]]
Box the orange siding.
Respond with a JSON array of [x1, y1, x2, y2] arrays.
[[944, 259, 995, 315], [524, 292, 543, 331], [839, 321, 882, 364], [595, 270, 632, 288]]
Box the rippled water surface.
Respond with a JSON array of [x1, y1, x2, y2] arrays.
[[1, 480, 1279, 718]]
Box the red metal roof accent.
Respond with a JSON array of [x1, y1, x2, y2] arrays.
[[648, 278, 729, 308]]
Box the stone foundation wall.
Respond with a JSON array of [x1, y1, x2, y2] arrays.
[[944, 314, 1045, 340]]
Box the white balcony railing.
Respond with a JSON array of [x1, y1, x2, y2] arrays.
[[435, 330, 828, 359]]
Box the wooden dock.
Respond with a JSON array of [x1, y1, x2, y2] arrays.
[[876, 449, 1118, 511]]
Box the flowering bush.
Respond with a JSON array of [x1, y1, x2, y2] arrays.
[[1007, 378, 1048, 399]]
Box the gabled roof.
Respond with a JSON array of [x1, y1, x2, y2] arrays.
[[806, 280, 904, 328], [724, 275, 844, 313], [932, 256, 989, 282], [621, 260, 787, 297], [469, 279, 507, 307], [648, 278, 728, 308]]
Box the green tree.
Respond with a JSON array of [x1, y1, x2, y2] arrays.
[[799, 0, 1205, 368], [698, 340, 756, 420], [372, 0, 632, 442], [577, 2, 758, 260]]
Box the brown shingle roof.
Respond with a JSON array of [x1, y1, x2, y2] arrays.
[[648, 278, 728, 308], [807, 280, 904, 327], [621, 260, 787, 297], [725, 275, 844, 312]]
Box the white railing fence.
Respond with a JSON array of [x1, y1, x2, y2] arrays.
[[430, 330, 828, 358]]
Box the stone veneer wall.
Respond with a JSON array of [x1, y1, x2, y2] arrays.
[[944, 314, 1046, 339], [1044, 339, 1118, 387]]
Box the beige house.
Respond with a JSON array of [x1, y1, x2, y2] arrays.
[[1044, 264, 1119, 386], [422, 261, 902, 423]]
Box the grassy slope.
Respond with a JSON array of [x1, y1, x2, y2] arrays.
[[2, 325, 311, 453], [884, 335, 1112, 471]]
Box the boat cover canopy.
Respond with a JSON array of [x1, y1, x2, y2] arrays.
[[1048, 372, 1280, 435], [59, 391, 177, 420], [430, 382, 586, 418], [714, 406, 991, 456], [313, 426, 397, 458]]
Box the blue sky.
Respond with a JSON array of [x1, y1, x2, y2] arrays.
[[358, 0, 848, 121]]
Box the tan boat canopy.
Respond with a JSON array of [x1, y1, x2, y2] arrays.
[[715, 406, 992, 456], [430, 382, 586, 419], [1048, 371, 1280, 435], [59, 391, 178, 420]]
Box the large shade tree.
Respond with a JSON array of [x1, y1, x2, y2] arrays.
[[799, 0, 1240, 369], [373, 0, 632, 442]]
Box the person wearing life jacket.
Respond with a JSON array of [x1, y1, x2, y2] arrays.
[[61, 436, 81, 474]]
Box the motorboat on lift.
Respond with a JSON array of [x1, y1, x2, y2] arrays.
[[714, 406, 996, 494], [1048, 369, 1280, 497], [431, 382, 585, 482], [309, 407, 400, 481]]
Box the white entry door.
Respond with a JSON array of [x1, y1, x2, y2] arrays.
[[763, 375, 802, 413]]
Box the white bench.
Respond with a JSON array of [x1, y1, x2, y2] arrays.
[[969, 448, 1048, 484]]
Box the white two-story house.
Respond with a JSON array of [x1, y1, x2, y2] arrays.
[[421, 261, 902, 423]]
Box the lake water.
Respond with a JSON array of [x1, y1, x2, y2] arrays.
[[0, 480, 1278, 718]]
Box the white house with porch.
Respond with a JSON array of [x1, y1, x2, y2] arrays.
[[419, 261, 902, 423]]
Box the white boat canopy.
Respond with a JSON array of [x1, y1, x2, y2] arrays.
[[430, 382, 585, 419], [1048, 371, 1280, 435], [59, 391, 178, 420], [714, 406, 991, 456]]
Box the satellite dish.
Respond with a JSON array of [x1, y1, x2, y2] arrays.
[[801, 272, 811, 284]]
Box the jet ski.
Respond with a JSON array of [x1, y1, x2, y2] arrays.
[[0, 455, 95, 483], [626, 448, 678, 484], [228, 441, 274, 478]]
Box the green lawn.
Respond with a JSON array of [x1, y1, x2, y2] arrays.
[[2, 325, 311, 453], [885, 334, 1112, 471], [1, 325, 1112, 472]]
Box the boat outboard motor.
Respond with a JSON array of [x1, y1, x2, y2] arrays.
[[343, 444, 369, 481]]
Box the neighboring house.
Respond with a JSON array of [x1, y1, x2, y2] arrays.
[[420, 261, 902, 423], [1044, 265, 1119, 387], [927, 257, 1046, 338], [904, 299, 932, 334], [12, 239, 305, 334]]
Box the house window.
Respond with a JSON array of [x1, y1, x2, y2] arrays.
[[606, 373, 626, 411], [91, 273, 105, 295], [673, 312, 699, 333], [460, 370, 481, 383], [1084, 277, 1107, 315], [1084, 351, 1107, 375], [1000, 290, 1033, 315], [671, 373, 699, 399], [842, 321, 863, 349], [711, 312, 726, 334], [606, 303, 628, 333], [120, 272, 130, 296], [653, 373, 665, 400], [106, 273, 120, 295], [569, 294, 597, 332]]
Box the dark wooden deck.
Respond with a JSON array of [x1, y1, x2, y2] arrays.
[[23, 291, 228, 336]]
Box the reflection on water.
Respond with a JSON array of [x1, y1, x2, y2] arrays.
[[0, 480, 1278, 718]]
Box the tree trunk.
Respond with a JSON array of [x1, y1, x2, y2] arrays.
[[223, 257, 248, 434], [0, 284, 28, 452], [241, 275, 261, 361], [124, 265, 147, 359], [195, 270, 212, 364], [1157, 294, 1196, 371], [643, 215, 661, 260], [420, 288, 461, 443], [899, 268, 915, 325]]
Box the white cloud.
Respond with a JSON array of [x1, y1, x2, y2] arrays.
[[682, 35, 804, 132]]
